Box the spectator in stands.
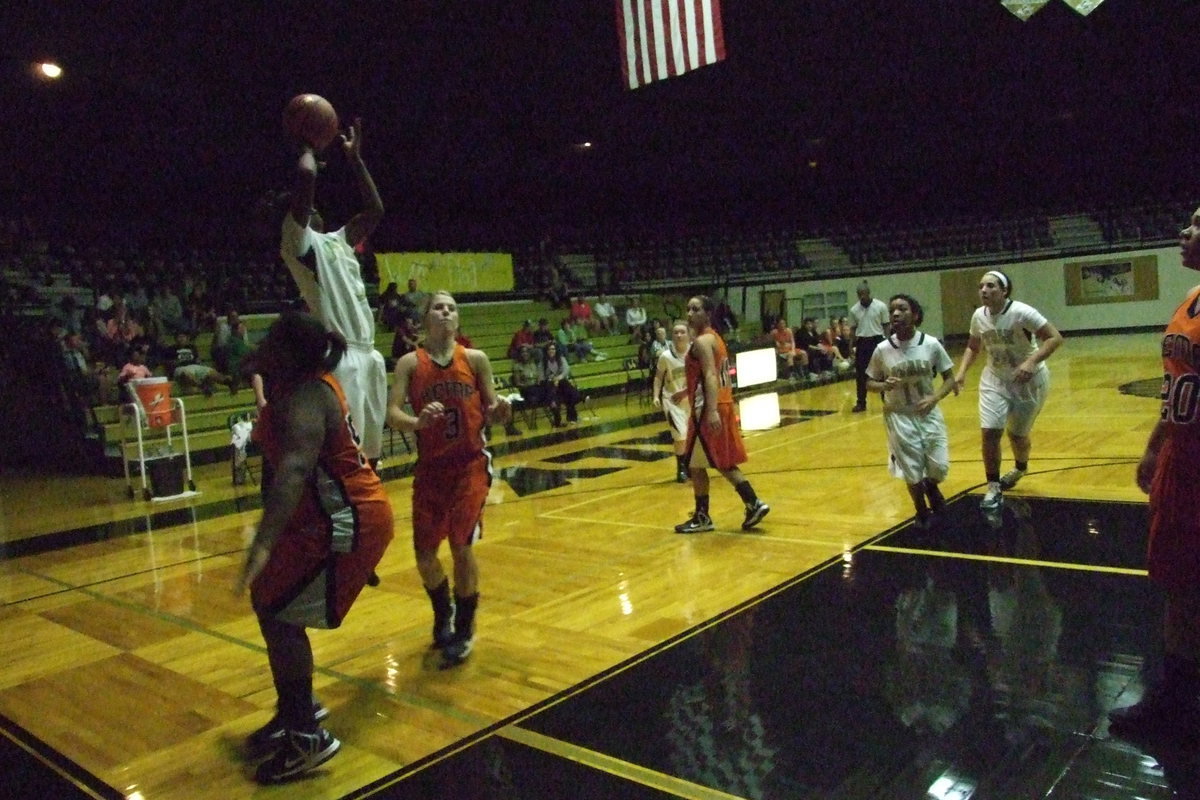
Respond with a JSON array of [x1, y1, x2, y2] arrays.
[[594, 293, 617, 334], [556, 317, 592, 363], [532, 317, 554, 358], [570, 296, 598, 334], [546, 265, 571, 309], [150, 284, 189, 337], [104, 297, 144, 353], [713, 297, 738, 337], [167, 331, 235, 396], [390, 315, 420, 368], [55, 295, 84, 336], [635, 326, 656, 369], [60, 330, 101, 413], [212, 309, 240, 372], [772, 318, 803, 379], [649, 325, 670, 365], [377, 282, 404, 330], [796, 317, 832, 375], [507, 320, 535, 361], [510, 343, 546, 423], [625, 297, 647, 342], [399, 278, 427, 324], [116, 341, 153, 400], [542, 342, 581, 427]]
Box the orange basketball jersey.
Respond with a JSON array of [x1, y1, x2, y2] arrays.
[[1160, 286, 1200, 435], [686, 325, 735, 408], [407, 345, 488, 465], [257, 372, 389, 555]]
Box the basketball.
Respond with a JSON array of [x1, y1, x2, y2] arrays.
[[283, 94, 340, 151]]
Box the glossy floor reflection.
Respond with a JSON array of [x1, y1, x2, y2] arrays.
[[359, 495, 1198, 800]]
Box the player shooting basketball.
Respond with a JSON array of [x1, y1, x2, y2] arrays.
[[279, 116, 389, 469]]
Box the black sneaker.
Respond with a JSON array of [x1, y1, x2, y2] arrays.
[[851, 402, 867, 413], [674, 512, 714, 534], [245, 702, 330, 761], [676, 469, 689, 484], [741, 500, 770, 530], [431, 606, 456, 651], [925, 482, 945, 514], [440, 632, 475, 668], [254, 727, 341, 784]]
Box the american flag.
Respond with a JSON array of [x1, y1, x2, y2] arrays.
[[616, 0, 727, 90]]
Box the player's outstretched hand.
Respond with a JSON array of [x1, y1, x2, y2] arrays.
[[341, 117, 363, 161]]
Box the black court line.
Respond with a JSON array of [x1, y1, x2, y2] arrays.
[[0, 713, 122, 800]]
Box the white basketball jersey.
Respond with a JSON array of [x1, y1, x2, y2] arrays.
[[281, 215, 376, 347]]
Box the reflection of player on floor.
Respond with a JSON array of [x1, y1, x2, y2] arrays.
[[386, 291, 511, 666], [653, 320, 693, 483], [865, 294, 958, 527], [953, 270, 1062, 511], [280, 118, 388, 467], [235, 312, 393, 784], [1109, 207, 1200, 739], [675, 296, 769, 534]]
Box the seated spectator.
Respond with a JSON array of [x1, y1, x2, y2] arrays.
[[546, 266, 571, 309], [532, 317, 555, 358], [399, 278, 427, 324], [150, 284, 189, 337], [104, 297, 144, 352], [635, 326, 655, 369], [211, 308, 244, 373], [167, 331, 235, 396], [796, 317, 832, 374], [570, 296, 599, 334], [649, 325, 669, 365], [772, 318, 804, 379], [116, 341, 154, 401], [593, 293, 617, 334], [377, 282, 404, 330], [713, 297, 738, 337], [60, 331, 102, 417], [625, 297, 647, 342], [390, 315, 420, 368], [508, 344, 545, 431], [507, 319, 536, 361], [541, 342, 581, 427]]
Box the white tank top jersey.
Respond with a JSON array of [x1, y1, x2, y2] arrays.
[[659, 344, 687, 398], [867, 332, 954, 414], [969, 299, 1049, 384], [280, 215, 376, 347]]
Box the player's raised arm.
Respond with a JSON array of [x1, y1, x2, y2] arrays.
[[341, 119, 384, 247]]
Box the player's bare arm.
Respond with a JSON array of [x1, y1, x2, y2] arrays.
[[1014, 322, 1064, 383], [954, 334, 982, 389], [236, 380, 329, 592], [288, 146, 318, 227], [386, 352, 432, 432], [342, 119, 384, 246], [695, 334, 722, 431], [469, 349, 511, 425]]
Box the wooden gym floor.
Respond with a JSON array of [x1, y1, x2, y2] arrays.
[[0, 331, 1192, 799]]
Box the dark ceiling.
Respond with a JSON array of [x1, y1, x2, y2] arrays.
[[2, 0, 1197, 246]]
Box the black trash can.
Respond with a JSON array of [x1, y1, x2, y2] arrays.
[[147, 454, 185, 497]]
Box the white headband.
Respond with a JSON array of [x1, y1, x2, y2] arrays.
[[984, 271, 1009, 290]]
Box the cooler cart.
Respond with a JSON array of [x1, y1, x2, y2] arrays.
[[119, 377, 196, 501]]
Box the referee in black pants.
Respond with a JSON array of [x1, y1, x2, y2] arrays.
[[848, 281, 890, 412]]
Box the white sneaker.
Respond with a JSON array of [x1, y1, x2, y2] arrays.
[[999, 468, 1026, 490], [980, 481, 1003, 511]]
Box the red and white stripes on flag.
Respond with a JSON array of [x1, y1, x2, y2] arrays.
[[616, 0, 727, 90]]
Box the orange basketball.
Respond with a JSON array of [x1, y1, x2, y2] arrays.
[[283, 94, 340, 151]]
